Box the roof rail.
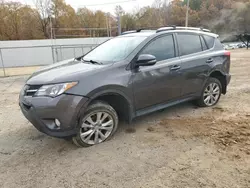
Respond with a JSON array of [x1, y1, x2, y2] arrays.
[[121, 30, 137, 35], [156, 26, 211, 33], [121, 27, 157, 35]]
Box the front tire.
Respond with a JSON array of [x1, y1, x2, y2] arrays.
[[196, 78, 222, 107], [72, 101, 118, 147]]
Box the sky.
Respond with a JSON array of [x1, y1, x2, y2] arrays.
[[11, 0, 156, 14]]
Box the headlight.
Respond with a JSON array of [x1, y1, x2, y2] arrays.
[[35, 82, 78, 97]]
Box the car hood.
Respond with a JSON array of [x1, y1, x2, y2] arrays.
[[26, 58, 110, 85]]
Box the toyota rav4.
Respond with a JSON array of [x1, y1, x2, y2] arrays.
[[19, 26, 231, 147]]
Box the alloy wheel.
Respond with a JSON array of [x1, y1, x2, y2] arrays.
[[203, 83, 221, 106], [80, 112, 114, 145]]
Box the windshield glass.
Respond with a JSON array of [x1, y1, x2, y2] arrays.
[[83, 36, 147, 64]]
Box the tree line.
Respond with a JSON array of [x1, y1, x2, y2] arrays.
[[0, 0, 250, 41]]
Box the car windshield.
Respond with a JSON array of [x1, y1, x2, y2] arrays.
[[83, 36, 147, 64]]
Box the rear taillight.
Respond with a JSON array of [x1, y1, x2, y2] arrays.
[[224, 51, 231, 56]]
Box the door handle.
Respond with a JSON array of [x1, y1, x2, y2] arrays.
[[170, 65, 181, 71], [206, 58, 214, 63]]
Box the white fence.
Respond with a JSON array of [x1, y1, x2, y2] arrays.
[[0, 38, 110, 73]]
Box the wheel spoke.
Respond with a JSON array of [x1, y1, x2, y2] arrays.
[[83, 130, 95, 142], [211, 96, 216, 103], [81, 129, 94, 138], [96, 112, 102, 122], [94, 130, 99, 144], [86, 116, 95, 125], [82, 123, 93, 128], [213, 86, 219, 93], [212, 83, 216, 90], [102, 120, 113, 127], [209, 84, 213, 92], [100, 113, 109, 123], [209, 97, 212, 104], [213, 91, 220, 95], [99, 126, 113, 132], [204, 91, 210, 97], [204, 96, 210, 104], [98, 130, 107, 140], [213, 95, 218, 101]]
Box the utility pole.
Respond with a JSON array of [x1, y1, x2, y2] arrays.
[[106, 13, 110, 37], [50, 16, 53, 39], [48, 0, 53, 39], [117, 15, 121, 35], [185, 0, 190, 27], [109, 14, 112, 37]]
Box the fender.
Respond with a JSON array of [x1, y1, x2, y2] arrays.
[[84, 85, 135, 122], [200, 69, 228, 95], [208, 69, 227, 76]]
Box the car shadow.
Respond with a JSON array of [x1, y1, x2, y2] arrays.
[[117, 101, 201, 134]]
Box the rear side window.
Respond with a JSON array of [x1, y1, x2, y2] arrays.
[[140, 35, 175, 61], [215, 38, 224, 49], [178, 34, 202, 56], [203, 35, 215, 49], [200, 36, 208, 50]]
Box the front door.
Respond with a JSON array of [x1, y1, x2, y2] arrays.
[[132, 34, 182, 110]]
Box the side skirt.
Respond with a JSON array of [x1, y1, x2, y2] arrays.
[[135, 96, 196, 118]]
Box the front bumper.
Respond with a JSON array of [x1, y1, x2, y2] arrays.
[[19, 94, 89, 138]]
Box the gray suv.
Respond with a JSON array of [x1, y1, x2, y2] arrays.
[[19, 26, 231, 147]]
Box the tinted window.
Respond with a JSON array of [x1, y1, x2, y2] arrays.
[[140, 35, 175, 61], [200, 36, 208, 50], [84, 36, 147, 63], [178, 34, 202, 56], [203, 35, 215, 49], [215, 38, 224, 49]]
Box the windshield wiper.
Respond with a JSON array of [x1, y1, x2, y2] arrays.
[[82, 59, 103, 65]]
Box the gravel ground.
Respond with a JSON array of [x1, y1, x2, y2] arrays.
[[0, 66, 42, 77], [0, 49, 250, 188]]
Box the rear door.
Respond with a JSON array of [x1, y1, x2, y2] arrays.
[[132, 34, 182, 110], [177, 32, 215, 96]]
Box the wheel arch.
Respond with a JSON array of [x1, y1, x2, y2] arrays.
[[209, 70, 227, 94], [83, 87, 135, 124]]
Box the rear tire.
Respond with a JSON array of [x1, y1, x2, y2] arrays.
[[196, 78, 222, 107], [72, 101, 118, 147]]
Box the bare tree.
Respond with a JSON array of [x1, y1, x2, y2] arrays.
[[34, 0, 52, 38], [115, 5, 124, 17]]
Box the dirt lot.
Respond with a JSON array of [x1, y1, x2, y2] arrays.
[[0, 66, 42, 77], [0, 49, 250, 188]]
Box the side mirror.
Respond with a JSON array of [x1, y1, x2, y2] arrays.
[[136, 54, 157, 67]]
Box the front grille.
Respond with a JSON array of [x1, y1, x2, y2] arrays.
[[24, 85, 42, 97]]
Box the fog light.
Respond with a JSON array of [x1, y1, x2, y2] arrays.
[[55, 119, 61, 127]]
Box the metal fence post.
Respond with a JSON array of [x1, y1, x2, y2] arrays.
[[0, 49, 6, 77], [81, 47, 84, 55], [60, 45, 63, 61], [73, 47, 76, 57], [51, 46, 55, 64]]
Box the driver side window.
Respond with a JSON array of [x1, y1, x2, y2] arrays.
[[140, 35, 176, 61]]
